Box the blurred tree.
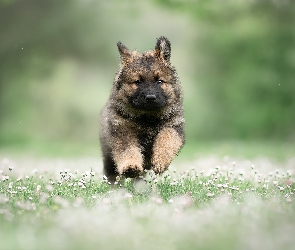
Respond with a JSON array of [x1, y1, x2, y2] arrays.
[[0, 0, 115, 143], [1, 0, 294, 145], [155, 0, 295, 140]]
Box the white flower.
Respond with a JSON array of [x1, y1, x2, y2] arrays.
[[77, 181, 84, 187], [2, 176, 9, 181], [124, 193, 132, 198]]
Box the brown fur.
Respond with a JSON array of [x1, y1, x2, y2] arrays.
[[99, 36, 185, 181]]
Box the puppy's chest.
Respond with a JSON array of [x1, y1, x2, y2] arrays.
[[136, 126, 160, 150]]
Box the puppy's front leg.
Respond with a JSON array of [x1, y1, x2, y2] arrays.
[[112, 129, 144, 178], [152, 127, 184, 174]]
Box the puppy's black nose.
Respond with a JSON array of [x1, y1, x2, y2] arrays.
[[146, 94, 156, 101]]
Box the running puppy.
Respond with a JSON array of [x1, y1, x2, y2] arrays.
[[100, 36, 185, 181]]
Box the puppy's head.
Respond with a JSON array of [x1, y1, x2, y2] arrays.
[[114, 37, 180, 113]]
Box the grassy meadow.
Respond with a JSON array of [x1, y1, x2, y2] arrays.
[[1, 1, 295, 249], [0, 143, 294, 250]]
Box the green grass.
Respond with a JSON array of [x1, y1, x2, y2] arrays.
[[0, 155, 294, 250]]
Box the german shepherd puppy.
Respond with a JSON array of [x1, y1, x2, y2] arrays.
[[100, 36, 185, 181]]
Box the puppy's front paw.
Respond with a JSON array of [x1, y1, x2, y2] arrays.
[[122, 165, 143, 178], [152, 164, 167, 175]]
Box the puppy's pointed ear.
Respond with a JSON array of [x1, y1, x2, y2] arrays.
[[117, 41, 130, 61], [155, 36, 171, 62]]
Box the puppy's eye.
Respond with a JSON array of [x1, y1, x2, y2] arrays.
[[157, 79, 164, 84], [134, 80, 141, 85]]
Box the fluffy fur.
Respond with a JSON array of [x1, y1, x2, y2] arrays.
[[100, 36, 185, 181]]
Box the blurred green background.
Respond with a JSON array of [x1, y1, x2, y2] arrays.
[[1, 0, 294, 157]]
